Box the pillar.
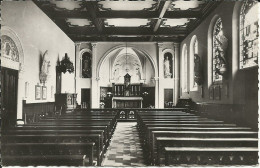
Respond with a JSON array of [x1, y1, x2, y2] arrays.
[[75, 43, 81, 104], [17, 69, 25, 120], [174, 43, 180, 105], [91, 43, 99, 108], [154, 77, 159, 108], [157, 43, 164, 108]]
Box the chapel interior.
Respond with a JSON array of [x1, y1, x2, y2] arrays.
[[0, 0, 259, 167]]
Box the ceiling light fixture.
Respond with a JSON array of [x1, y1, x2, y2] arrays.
[[125, 42, 129, 72]]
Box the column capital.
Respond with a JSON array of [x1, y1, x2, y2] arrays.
[[75, 42, 81, 48], [173, 43, 180, 48], [91, 43, 97, 48], [157, 42, 164, 48], [19, 63, 25, 72], [153, 77, 159, 81], [96, 77, 100, 81]]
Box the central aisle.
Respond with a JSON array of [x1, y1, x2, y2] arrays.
[[102, 122, 146, 166]]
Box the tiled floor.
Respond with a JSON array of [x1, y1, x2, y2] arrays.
[[102, 122, 146, 167]]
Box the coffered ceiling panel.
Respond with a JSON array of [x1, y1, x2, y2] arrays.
[[168, 1, 206, 11], [98, 1, 158, 11], [66, 19, 93, 27], [49, 1, 86, 11], [162, 19, 190, 28], [33, 1, 221, 42], [105, 19, 151, 27]]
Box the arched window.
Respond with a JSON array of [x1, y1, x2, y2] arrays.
[[212, 18, 223, 83], [190, 35, 198, 91], [81, 52, 92, 78], [240, 1, 258, 69], [182, 44, 188, 92]]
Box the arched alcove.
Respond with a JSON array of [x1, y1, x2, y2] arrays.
[[79, 48, 92, 78], [181, 44, 188, 92], [1, 26, 25, 124], [189, 35, 198, 91], [1, 26, 24, 70], [96, 44, 158, 108], [207, 14, 221, 88], [163, 52, 173, 79], [97, 45, 158, 80]]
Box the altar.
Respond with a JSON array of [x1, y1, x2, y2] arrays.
[[111, 73, 143, 108], [112, 97, 143, 108]]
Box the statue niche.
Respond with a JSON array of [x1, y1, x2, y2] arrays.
[[164, 52, 173, 78], [81, 52, 92, 78]]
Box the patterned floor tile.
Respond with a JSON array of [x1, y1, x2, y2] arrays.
[[102, 122, 146, 167]]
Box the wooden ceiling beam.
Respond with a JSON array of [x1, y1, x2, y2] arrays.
[[164, 10, 201, 19], [68, 27, 187, 36], [72, 36, 180, 42], [150, 1, 172, 41], [84, 2, 104, 33], [51, 11, 91, 19], [98, 11, 158, 19], [186, 1, 222, 32], [52, 10, 201, 20]]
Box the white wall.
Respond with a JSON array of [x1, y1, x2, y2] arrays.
[[2, 1, 75, 118]]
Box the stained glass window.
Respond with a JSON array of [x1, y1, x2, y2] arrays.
[[190, 36, 199, 91], [240, 1, 258, 69], [213, 18, 223, 83], [182, 45, 188, 92], [193, 37, 198, 87]]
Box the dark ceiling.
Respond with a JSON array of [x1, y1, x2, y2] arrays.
[[33, 1, 221, 42]]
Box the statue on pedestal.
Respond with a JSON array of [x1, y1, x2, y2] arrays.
[[164, 56, 172, 78]]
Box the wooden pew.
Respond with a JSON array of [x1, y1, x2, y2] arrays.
[[138, 108, 189, 112], [4, 111, 118, 166], [3, 133, 104, 166], [138, 113, 194, 116], [46, 116, 115, 119], [142, 126, 254, 165], [156, 137, 258, 165], [148, 130, 258, 164], [6, 129, 107, 144], [144, 123, 236, 127], [136, 111, 255, 165], [143, 126, 252, 147], [138, 121, 229, 136], [137, 115, 211, 119], [29, 121, 114, 134], [38, 119, 117, 132], [13, 125, 111, 140], [164, 147, 258, 165], [141, 118, 214, 121], [136, 109, 258, 166], [2, 142, 95, 166]]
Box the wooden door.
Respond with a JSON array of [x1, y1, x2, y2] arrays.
[[1, 67, 18, 129], [81, 89, 90, 109], [164, 89, 173, 108]]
